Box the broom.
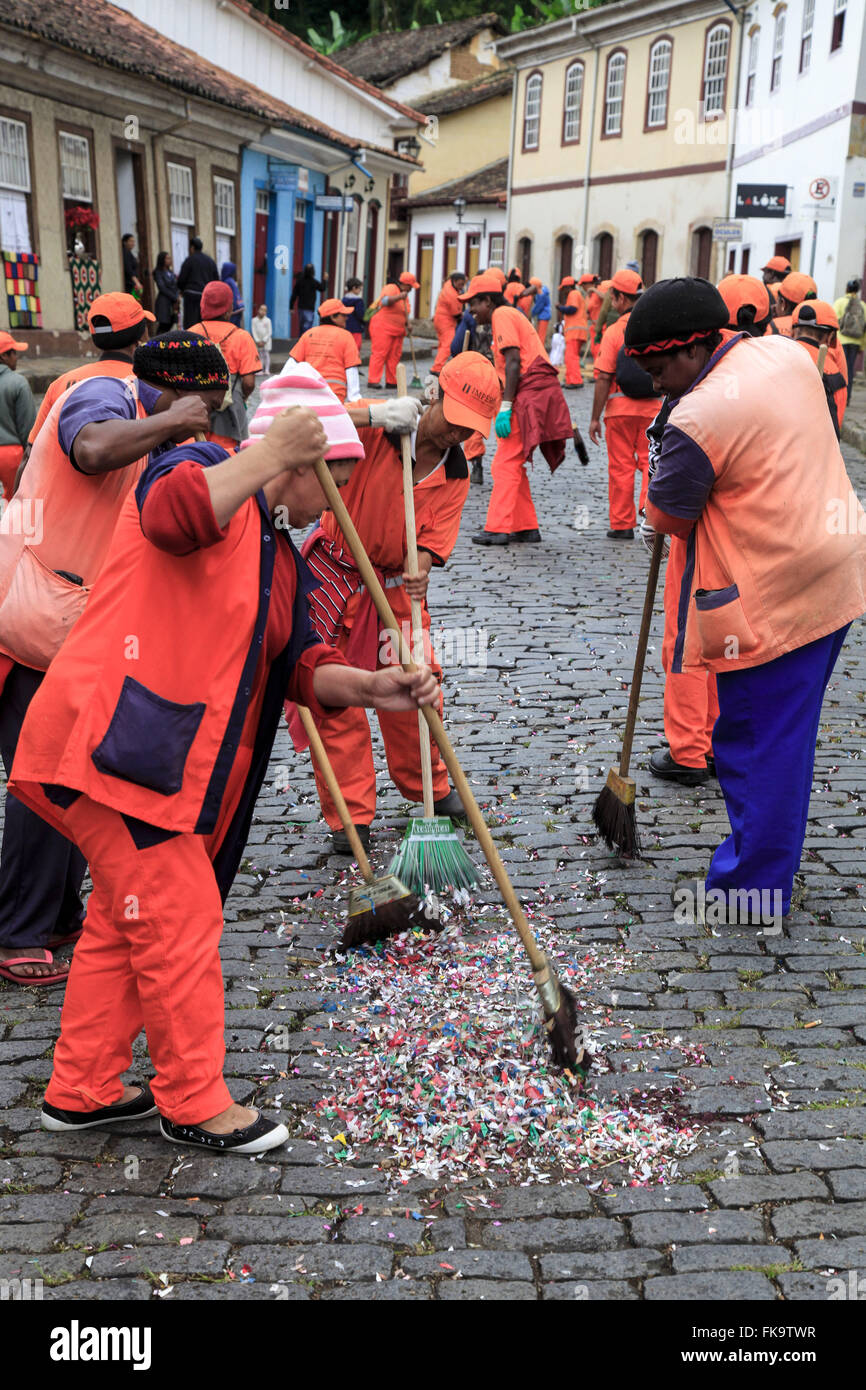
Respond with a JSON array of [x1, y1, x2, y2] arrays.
[[297, 705, 428, 950], [407, 329, 423, 389], [592, 531, 665, 858], [313, 456, 588, 1072], [388, 363, 478, 896]]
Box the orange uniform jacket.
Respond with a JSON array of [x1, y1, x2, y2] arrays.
[[794, 339, 847, 435], [289, 325, 361, 402], [372, 285, 409, 335], [562, 289, 589, 340], [433, 281, 463, 331], [28, 355, 136, 444], [595, 311, 659, 421]]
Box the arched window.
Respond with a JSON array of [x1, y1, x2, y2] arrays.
[[563, 62, 584, 143], [691, 226, 712, 279], [800, 0, 814, 73], [517, 236, 532, 284], [640, 230, 659, 286], [557, 234, 573, 285], [523, 72, 542, 151], [745, 27, 760, 105], [594, 231, 613, 280], [646, 39, 672, 128], [604, 52, 626, 137], [770, 7, 786, 91], [832, 0, 848, 53], [702, 22, 731, 116]]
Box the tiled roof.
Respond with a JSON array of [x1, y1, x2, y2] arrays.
[[340, 14, 506, 88], [0, 0, 422, 160], [421, 68, 513, 116], [403, 157, 509, 208]]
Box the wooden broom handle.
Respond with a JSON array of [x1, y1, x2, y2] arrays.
[[619, 531, 666, 778], [396, 363, 435, 817], [314, 455, 546, 972], [297, 704, 374, 883], [816, 343, 828, 375]]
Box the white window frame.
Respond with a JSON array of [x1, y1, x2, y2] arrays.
[[167, 161, 195, 226], [771, 10, 786, 92], [523, 73, 542, 150], [58, 131, 92, 203], [703, 23, 730, 117], [746, 28, 760, 105], [255, 187, 270, 216], [604, 53, 626, 136], [646, 39, 672, 128], [832, 0, 847, 52], [488, 232, 505, 268], [563, 62, 584, 143], [213, 176, 236, 236], [800, 0, 815, 72], [0, 116, 30, 194]]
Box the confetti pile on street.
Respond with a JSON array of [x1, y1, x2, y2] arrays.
[[307, 902, 707, 1188]]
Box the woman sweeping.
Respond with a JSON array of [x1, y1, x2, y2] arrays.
[[10, 373, 438, 1155]]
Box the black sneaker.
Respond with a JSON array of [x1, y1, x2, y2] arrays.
[[432, 788, 465, 818], [607, 528, 635, 540], [41, 1082, 158, 1132], [332, 824, 371, 855], [510, 529, 541, 543], [706, 755, 717, 778], [471, 531, 510, 546], [649, 748, 709, 787], [160, 1111, 289, 1155], [470, 460, 484, 485]]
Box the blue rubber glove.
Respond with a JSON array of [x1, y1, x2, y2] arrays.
[[495, 402, 513, 439]]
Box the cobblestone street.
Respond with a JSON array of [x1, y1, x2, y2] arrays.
[[2, 382, 865, 1304]]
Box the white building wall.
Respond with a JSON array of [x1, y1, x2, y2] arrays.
[[106, 0, 401, 147], [408, 203, 507, 313], [729, 0, 866, 296], [388, 54, 454, 105]]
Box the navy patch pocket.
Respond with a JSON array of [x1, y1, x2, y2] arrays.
[[92, 677, 206, 796], [695, 583, 740, 611]]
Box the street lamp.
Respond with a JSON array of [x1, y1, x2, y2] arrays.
[[453, 197, 486, 237], [397, 135, 422, 159]]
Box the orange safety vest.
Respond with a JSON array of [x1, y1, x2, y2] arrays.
[[0, 376, 148, 670], [289, 325, 359, 401], [563, 288, 588, 340]]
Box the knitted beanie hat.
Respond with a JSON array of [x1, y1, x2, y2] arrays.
[[133, 330, 229, 391], [243, 360, 364, 459], [200, 281, 235, 318], [624, 277, 729, 356]]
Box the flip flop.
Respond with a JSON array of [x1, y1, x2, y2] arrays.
[[48, 922, 85, 949], [0, 949, 71, 986]]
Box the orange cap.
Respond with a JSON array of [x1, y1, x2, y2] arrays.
[[438, 351, 502, 437], [458, 270, 506, 301], [86, 291, 155, 335], [399, 271, 420, 289], [578, 272, 597, 285], [318, 298, 355, 318], [611, 268, 643, 296], [780, 271, 817, 305], [559, 275, 576, 290], [793, 299, 839, 331], [0, 331, 28, 353], [598, 279, 613, 295], [762, 255, 792, 274], [716, 274, 771, 326], [486, 267, 507, 288], [529, 276, 542, 287]]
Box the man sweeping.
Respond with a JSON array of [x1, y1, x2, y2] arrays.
[[626, 277, 866, 926], [285, 352, 501, 852], [367, 273, 419, 390], [462, 270, 572, 547], [556, 275, 588, 389], [431, 270, 467, 375], [589, 268, 660, 540], [288, 298, 362, 403]]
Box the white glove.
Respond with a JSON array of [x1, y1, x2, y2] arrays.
[[422, 372, 439, 404], [345, 366, 361, 402], [369, 396, 424, 433]]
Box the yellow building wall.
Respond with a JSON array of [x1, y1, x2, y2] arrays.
[[411, 93, 512, 195]]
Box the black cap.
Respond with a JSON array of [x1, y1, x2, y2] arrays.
[[624, 276, 729, 354]]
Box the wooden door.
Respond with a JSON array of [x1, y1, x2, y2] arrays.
[[416, 235, 434, 318], [253, 195, 269, 310]]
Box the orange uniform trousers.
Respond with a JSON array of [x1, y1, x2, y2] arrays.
[[368, 319, 404, 386], [661, 536, 719, 768], [0, 443, 23, 499], [484, 412, 539, 534], [564, 336, 585, 386], [534, 320, 550, 346], [605, 411, 652, 530], [43, 795, 234, 1124], [312, 586, 450, 828], [432, 316, 456, 373]]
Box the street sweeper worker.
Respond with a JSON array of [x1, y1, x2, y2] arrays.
[[449, 306, 493, 487], [463, 270, 572, 548], [773, 271, 818, 337], [557, 275, 588, 389], [288, 298, 362, 403], [0, 331, 228, 987], [9, 378, 439, 1154], [283, 353, 500, 851], [432, 271, 467, 374], [791, 300, 848, 436], [761, 255, 791, 287], [628, 276, 866, 926], [367, 272, 420, 389], [589, 268, 660, 540], [189, 280, 262, 450], [28, 294, 156, 446]]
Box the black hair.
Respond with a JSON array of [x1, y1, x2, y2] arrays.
[[121, 233, 134, 244], [847, 279, 861, 293], [481, 291, 508, 309], [734, 304, 771, 338], [345, 277, 362, 291], [190, 237, 203, 252], [88, 316, 148, 350], [155, 251, 170, 272]]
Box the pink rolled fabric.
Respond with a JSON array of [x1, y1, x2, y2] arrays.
[[243, 360, 364, 459]]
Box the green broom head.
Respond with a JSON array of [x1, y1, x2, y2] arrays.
[[387, 816, 478, 896], [592, 767, 640, 858]]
